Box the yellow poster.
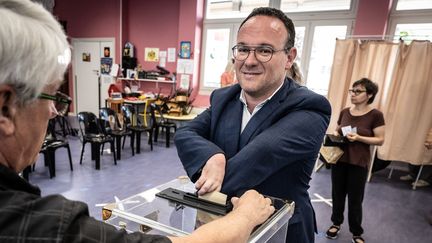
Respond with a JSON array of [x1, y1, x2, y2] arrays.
[[145, 48, 159, 62]]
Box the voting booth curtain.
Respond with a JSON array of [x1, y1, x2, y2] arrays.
[[326, 39, 432, 165]]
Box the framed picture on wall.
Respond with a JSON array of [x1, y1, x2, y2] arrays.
[[100, 57, 113, 74], [123, 42, 134, 57], [82, 52, 91, 62], [180, 41, 191, 59], [145, 48, 159, 62]]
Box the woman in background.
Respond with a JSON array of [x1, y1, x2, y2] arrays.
[[287, 62, 304, 85], [220, 59, 236, 87], [326, 78, 385, 243]]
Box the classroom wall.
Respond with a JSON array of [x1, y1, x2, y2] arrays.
[[54, 0, 394, 109], [55, 0, 121, 60], [123, 0, 180, 95], [178, 0, 204, 105], [353, 0, 393, 35], [126, 0, 179, 71]]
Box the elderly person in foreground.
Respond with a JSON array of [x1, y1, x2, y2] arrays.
[[0, 1, 274, 242]]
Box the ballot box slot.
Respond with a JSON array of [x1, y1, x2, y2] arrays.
[[156, 188, 232, 216]]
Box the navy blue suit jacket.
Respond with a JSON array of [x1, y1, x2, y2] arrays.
[[175, 78, 331, 243]]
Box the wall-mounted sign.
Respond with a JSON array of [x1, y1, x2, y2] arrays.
[[101, 57, 113, 74], [123, 42, 134, 57], [104, 47, 110, 57], [145, 48, 159, 62], [179, 41, 191, 59], [82, 52, 91, 62]]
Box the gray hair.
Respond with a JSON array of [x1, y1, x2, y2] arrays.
[[0, 0, 70, 104]]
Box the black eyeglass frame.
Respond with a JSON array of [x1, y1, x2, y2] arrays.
[[38, 92, 71, 105], [232, 45, 290, 63], [348, 89, 367, 95], [38, 91, 72, 116]]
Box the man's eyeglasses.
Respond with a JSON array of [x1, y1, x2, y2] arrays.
[[232, 45, 289, 63], [38, 91, 71, 116], [348, 89, 367, 96]]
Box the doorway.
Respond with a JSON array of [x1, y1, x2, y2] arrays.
[[72, 38, 115, 115]]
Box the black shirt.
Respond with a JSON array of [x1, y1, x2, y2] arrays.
[[0, 164, 171, 243]]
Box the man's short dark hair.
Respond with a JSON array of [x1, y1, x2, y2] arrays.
[[239, 7, 295, 50], [353, 78, 379, 104]]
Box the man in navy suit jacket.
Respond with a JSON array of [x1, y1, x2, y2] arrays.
[[175, 7, 331, 243]]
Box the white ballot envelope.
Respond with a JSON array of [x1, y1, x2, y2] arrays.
[[341, 126, 352, 136]]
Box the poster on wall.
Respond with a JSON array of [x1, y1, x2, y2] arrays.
[[109, 64, 119, 77], [145, 48, 159, 62], [104, 47, 111, 57], [180, 41, 191, 59], [168, 48, 176, 62], [101, 57, 113, 74], [82, 52, 91, 62], [180, 74, 190, 90], [124, 42, 134, 57], [159, 51, 167, 67], [176, 59, 194, 74]]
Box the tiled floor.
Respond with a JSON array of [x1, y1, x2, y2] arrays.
[[28, 135, 432, 243]]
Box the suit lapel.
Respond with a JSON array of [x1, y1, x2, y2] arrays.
[[239, 80, 290, 149], [238, 101, 277, 149], [222, 99, 243, 158]]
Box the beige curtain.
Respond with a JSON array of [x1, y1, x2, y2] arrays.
[[327, 39, 432, 165], [378, 41, 432, 164], [326, 39, 356, 133]]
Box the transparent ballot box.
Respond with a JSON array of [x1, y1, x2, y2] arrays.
[[103, 178, 295, 243]]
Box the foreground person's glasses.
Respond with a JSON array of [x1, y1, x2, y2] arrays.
[[232, 45, 290, 63], [38, 91, 72, 116]]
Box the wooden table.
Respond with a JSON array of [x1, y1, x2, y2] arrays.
[[105, 98, 124, 113], [159, 113, 198, 121], [123, 99, 149, 126]]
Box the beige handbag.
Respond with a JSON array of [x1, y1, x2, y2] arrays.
[[319, 146, 344, 164]]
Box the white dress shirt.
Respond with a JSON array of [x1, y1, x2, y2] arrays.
[[239, 81, 284, 133]]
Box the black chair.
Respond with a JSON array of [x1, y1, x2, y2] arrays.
[[121, 104, 153, 153], [99, 107, 134, 160], [78, 112, 116, 170], [149, 103, 177, 148], [52, 115, 78, 137], [36, 141, 72, 179], [31, 110, 73, 179], [39, 124, 73, 178], [51, 92, 77, 137], [24, 92, 74, 179]]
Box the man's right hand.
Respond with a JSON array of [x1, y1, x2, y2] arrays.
[[231, 190, 275, 227], [195, 153, 226, 195]]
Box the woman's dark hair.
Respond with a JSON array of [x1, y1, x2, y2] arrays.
[[353, 78, 379, 104], [239, 7, 295, 50]]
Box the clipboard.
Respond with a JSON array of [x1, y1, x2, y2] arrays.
[[324, 134, 347, 146]]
